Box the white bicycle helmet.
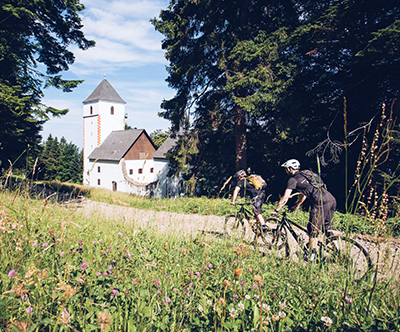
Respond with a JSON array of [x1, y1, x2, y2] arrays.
[[281, 159, 300, 170]]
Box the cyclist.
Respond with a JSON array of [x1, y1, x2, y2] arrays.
[[272, 159, 337, 255], [231, 169, 267, 226]]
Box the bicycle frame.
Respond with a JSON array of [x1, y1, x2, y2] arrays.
[[275, 211, 309, 245]]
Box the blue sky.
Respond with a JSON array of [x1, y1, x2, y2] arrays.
[[41, 0, 173, 149]]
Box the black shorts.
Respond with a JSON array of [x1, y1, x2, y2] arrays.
[[251, 191, 266, 216], [307, 191, 337, 237]]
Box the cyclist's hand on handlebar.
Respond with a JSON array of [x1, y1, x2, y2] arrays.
[[230, 201, 235, 206]]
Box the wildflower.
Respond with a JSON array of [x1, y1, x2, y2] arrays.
[[271, 314, 280, 322], [218, 298, 226, 305], [198, 304, 204, 312], [93, 241, 96, 245], [262, 303, 271, 312], [234, 268, 242, 280], [279, 300, 287, 310], [57, 284, 76, 300], [32, 242, 37, 247], [279, 311, 286, 319], [151, 261, 155, 266], [208, 263, 213, 268], [232, 294, 238, 301], [26, 307, 33, 314], [164, 242, 168, 250], [81, 261, 88, 270], [252, 284, 258, 290], [111, 289, 119, 296], [240, 281, 246, 287], [99, 239, 103, 243], [166, 275, 171, 280], [238, 302, 245, 312], [321, 316, 333, 327], [97, 310, 111, 332], [96, 272, 102, 277], [118, 232, 123, 237], [59, 308, 71, 324], [57, 238, 61, 242], [345, 296, 352, 303], [103, 272, 108, 276], [42, 243, 48, 247], [78, 240, 83, 246], [229, 308, 238, 319], [207, 299, 213, 306], [173, 287, 179, 292], [126, 252, 132, 259], [223, 279, 231, 287], [8, 270, 17, 278], [157, 290, 162, 295], [182, 248, 187, 256], [154, 280, 160, 287], [254, 275, 262, 284], [117, 245, 121, 249], [196, 272, 201, 277], [163, 297, 171, 304], [245, 294, 251, 300]]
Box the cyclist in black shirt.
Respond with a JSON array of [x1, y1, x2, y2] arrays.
[[272, 159, 337, 253], [231, 169, 267, 226]]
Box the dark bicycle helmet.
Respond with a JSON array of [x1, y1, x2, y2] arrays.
[[234, 169, 246, 179], [281, 159, 300, 170]]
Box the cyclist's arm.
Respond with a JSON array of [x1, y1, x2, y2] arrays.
[[274, 188, 293, 212], [231, 186, 241, 205]]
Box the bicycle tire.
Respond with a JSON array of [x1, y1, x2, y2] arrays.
[[320, 235, 372, 280], [224, 214, 248, 239], [258, 217, 290, 257]]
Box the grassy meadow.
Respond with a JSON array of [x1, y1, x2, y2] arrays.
[[1, 188, 399, 331]]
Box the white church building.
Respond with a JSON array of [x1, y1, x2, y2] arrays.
[[82, 78, 181, 197]]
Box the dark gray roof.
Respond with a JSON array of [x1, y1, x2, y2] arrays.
[[83, 79, 126, 104], [88, 130, 143, 161], [153, 135, 178, 159]]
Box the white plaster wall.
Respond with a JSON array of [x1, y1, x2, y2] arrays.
[[83, 115, 99, 185], [96, 101, 125, 145]]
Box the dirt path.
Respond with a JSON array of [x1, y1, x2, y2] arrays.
[[72, 198, 399, 279]]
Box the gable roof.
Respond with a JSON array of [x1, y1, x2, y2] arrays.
[[153, 135, 179, 159], [83, 79, 126, 104], [88, 130, 144, 161]]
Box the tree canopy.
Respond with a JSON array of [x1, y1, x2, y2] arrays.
[[0, 0, 94, 169], [153, 0, 400, 210]]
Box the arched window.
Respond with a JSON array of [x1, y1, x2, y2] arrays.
[[110, 106, 114, 115], [90, 106, 93, 115]]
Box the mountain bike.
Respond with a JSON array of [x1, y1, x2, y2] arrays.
[[224, 202, 289, 256], [265, 210, 372, 280]]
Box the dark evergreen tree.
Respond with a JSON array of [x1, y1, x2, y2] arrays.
[[0, 0, 94, 170]]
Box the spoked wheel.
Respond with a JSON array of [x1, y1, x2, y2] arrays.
[[319, 235, 372, 280], [224, 214, 249, 239], [256, 217, 290, 258]]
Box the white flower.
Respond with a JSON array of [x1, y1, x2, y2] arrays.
[[321, 316, 333, 327], [229, 308, 238, 319], [279, 311, 286, 319], [262, 303, 271, 312], [245, 294, 251, 300], [238, 302, 245, 312], [207, 300, 213, 306], [198, 305, 204, 313]]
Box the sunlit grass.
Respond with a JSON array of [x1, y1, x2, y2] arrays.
[[1, 190, 399, 331]]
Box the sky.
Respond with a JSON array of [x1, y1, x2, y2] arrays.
[[41, 0, 174, 149]]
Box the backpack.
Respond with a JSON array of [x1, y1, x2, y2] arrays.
[[247, 174, 267, 190], [299, 170, 325, 189]]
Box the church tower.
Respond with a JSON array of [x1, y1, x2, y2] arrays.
[[82, 78, 127, 185]]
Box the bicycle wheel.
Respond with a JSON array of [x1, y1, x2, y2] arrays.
[[257, 218, 290, 257], [320, 235, 372, 280], [224, 214, 249, 239]]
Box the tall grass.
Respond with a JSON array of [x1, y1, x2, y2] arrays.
[[1, 190, 399, 331]]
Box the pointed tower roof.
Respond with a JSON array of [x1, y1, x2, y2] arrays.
[[82, 79, 126, 104]]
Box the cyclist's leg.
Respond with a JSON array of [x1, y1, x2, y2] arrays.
[[251, 192, 266, 225], [322, 193, 336, 237]]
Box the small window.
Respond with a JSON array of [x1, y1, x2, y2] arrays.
[[150, 168, 154, 173], [112, 181, 117, 191], [90, 106, 93, 115], [129, 169, 133, 175], [97, 179, 101, 185], [138, 168, 143, 174], [98, 166, 101, 173], [110, 106, 114, 115]]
